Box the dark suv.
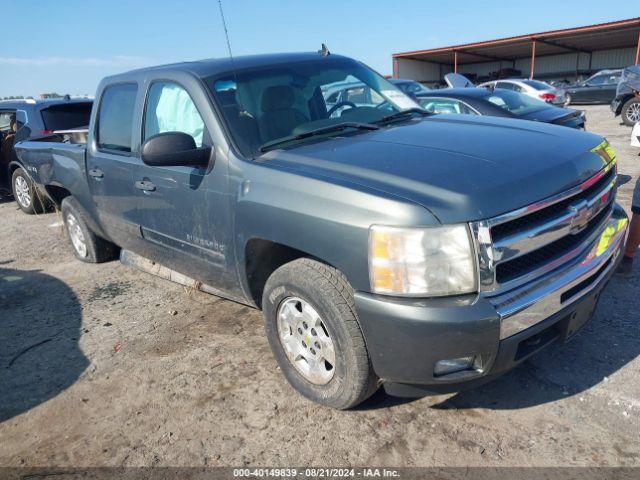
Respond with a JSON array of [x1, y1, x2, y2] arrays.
[[0, 98, 92, 213]]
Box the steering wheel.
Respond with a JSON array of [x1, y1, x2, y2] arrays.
[[327, 101, 357, 117]]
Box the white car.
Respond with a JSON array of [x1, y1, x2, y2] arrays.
[[478, 79, 566, 106], [632, 122, 640, 148]]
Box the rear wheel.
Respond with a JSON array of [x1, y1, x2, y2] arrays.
[[11, 168, 46, 214], [262, 258, 378, 409], [621, 97, 640, 126], [564, 94, 572, 107], [61, 197, 119, 263]]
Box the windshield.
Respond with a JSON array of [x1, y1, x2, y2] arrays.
[[522, 80, 551, 91], [485, 89, 549, 116], [205, 57, 420, 156]]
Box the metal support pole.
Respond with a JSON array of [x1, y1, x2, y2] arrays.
[[454, 51, 458, 73], [636, 30, 640, 64], [530, 40, 536, 80], [393, 58, 398, 78]]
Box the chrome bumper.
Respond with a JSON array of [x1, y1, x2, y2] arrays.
[[489, 205, 628, 339]]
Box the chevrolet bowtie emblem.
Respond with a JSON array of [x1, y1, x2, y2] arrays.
[[568, 200, 592, 234]]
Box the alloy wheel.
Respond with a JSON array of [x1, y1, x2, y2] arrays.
[[66, 213, 88, 258], [628, 103, 640, 123], [277, 296, 336, 385], [14, 175, 31, 208]]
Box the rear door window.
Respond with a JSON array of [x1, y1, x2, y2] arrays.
[[496, 82, 514, 91], [40, 102, 93, 131], [97, 83, 138, 153]]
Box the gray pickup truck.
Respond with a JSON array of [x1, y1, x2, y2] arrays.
[[15, 52, 628, 409]]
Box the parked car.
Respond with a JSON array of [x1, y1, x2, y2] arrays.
[[322, 80, 388, 112], [0, 98, 93, 213], [611, 65, 640, 126], [15, 52, 627, 409], [416, 87, 586, 129], [388, 78, 429, 98], [479, 78, 567, 106], [563, 69, 622, 106]]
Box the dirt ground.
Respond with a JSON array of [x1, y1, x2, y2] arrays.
[[0, 105, 639, 468]]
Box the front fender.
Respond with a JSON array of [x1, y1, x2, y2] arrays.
[[234, 162, 438, 293]]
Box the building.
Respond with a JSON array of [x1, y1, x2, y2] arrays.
[[392, 17, 640, 86]]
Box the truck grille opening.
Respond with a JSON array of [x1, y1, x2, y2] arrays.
[[491, 168, 615, 242], [560, 256, 612, 304], [495, 197, 612, 284]]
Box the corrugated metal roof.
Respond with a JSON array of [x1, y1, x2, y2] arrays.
[[394, 18, 640, 65]]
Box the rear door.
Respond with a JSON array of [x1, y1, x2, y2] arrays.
[[583, 75, 606, 103], [130, 79, 235, 291], [600, 72, 621, 103], [86, 83, 141, 249]]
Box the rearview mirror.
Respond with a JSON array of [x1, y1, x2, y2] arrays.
[[141, 132, 211, 167]]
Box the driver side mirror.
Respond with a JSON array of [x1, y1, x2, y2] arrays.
[[141, 132, 211, 167]]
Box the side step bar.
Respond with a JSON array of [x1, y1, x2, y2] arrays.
[[119, 249, 252, 306]]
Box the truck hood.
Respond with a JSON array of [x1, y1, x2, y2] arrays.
[[263, 114, 609, 224]]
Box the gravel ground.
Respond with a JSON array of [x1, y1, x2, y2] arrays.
[[0, 105, 638, 468]]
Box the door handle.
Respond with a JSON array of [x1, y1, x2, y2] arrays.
[[135, 180, 156, 192], [88, 168, 104, 179]]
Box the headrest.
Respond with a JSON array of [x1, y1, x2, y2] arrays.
[[261, 85, 295, 112]]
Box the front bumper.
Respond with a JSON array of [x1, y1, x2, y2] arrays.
[[354, 205, 628, 396]]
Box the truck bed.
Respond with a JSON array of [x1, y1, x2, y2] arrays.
[[14, 134, 89, 204]]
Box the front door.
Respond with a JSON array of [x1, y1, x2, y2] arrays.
[[86, 83, 141, 250], [131, 80, 235, 292]]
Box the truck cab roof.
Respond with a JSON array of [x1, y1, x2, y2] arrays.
[[106, 52, 350, 83]]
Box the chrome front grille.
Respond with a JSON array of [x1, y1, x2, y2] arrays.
[[472, 161, 617, 295]]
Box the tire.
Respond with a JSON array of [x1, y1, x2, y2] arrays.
[[11, 168, 46, 214], [621, 97, 640, 126], [564, 94, 572, 107], [61, 197, 119, 263], [262, 258, 378, 409]]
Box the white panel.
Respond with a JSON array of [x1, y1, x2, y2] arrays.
[[395, 59, 442, 82], [591, 48, 635, 69]]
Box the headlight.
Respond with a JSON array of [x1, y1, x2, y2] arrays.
[[369, 224, 477, 296]]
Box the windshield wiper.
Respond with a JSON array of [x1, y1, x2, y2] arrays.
[[376, 107, 430, 125], [259, 122, 379, 153]]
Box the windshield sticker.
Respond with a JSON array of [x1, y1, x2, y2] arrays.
[[381, 90, 420, 110]]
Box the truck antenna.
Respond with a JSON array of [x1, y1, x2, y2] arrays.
[[318, 43, 330, 56], [217, 0, 239, 84]]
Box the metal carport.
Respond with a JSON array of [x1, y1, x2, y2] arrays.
[[393, 18, 640, 85]]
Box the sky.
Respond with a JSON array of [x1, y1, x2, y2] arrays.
[[0, 0, 638, 97]]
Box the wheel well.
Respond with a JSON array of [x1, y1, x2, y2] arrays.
[[244, 239, 311, 308], [44, 185, 71, 207]]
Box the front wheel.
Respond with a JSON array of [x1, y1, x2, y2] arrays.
[[11, 168, 46, 214], [563, 94, 572, 107], [262, 258, 378, 409], [621, 97, 640, 126]]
